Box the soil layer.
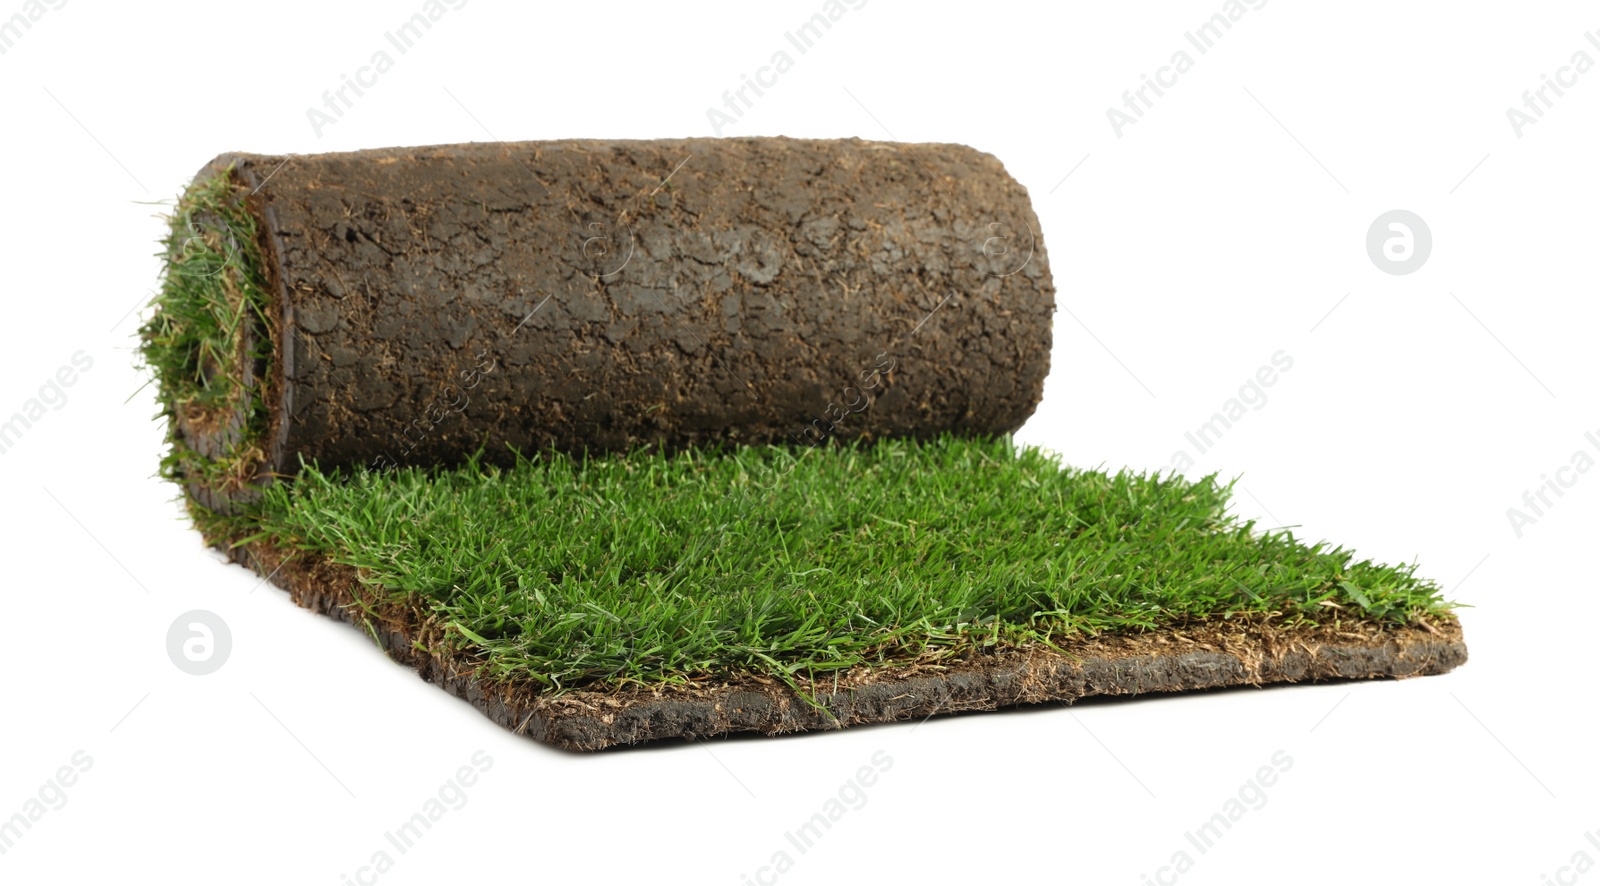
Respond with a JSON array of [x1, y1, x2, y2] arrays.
[[228, 538, 1468, 752], [192, 138, 1053, 502]]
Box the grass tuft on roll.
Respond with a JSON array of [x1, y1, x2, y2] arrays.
[[139, 167, 274, 492], [203, 435, 1458, 694]]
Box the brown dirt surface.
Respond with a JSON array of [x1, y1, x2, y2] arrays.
[[189, 138, 1053, 508], [226, 537, 1468, 753]]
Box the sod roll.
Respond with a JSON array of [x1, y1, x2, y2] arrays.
[[150, 138, 1054, 509]]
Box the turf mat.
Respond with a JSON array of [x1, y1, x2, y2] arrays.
[[198, 435, 1465, 749]]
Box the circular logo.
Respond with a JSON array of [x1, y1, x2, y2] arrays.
[[166, 610, 232, 676], [579, 219, 636, 279], [172, 211, 241, 279], [981, 221, 1035, 277], [1366, 210, 1431, 275]]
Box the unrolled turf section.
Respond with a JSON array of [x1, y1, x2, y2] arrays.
[[222, 438, 1446, 686], [191, 435, 1464, 749]]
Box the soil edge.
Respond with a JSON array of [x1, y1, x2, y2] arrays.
[[225, 539, 1468, 752]]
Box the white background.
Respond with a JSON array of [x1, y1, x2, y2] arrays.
[[1, 1, 1595, 883]]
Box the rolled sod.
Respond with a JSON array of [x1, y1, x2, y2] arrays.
[[146, 138, 1052, 509], [142, 139, 1465, 751]]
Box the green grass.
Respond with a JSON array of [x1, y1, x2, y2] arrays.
[[209, 435, 1457, 694], [138, 166, 275, 489]]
